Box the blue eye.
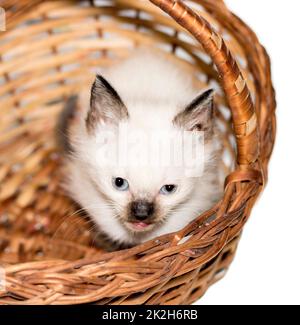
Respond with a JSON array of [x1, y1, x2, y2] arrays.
[[160, 184, 177, 195], [112, 177, 129, 191]]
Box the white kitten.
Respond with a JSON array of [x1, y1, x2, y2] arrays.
[[60, 50, 223, 247]]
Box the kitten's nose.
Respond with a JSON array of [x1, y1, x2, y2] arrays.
[[131, 201, 154, 221]]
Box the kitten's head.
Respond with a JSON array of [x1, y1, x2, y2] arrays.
[[71, 75, 217, 244]]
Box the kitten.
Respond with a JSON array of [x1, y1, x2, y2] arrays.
[[59, 50, 223, 247]]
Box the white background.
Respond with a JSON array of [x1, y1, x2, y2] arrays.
[[197, 0, 300, 305]]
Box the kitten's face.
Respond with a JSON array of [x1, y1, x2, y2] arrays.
[[70, 74, 216, 243], [88, 153, 198, 235]]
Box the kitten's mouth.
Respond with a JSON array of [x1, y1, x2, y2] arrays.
[[125, 221, 155, 232]]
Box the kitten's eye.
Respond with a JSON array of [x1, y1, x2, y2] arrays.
[[112, 177, 129, 191], [160, 184, 177, 195]]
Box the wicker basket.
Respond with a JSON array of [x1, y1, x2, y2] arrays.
[[0, 0, 276, 305]]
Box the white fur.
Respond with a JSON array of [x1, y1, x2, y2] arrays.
[[64, 50, 223, 245]]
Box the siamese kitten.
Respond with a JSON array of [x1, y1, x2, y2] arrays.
[[59, 50, 223, 247]]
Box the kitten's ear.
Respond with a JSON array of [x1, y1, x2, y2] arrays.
[[86, 75, 128, 133], [173, 89, 214, 132]]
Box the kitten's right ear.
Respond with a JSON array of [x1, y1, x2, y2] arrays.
[[86, 75, 128, 133], [173, 89, 214, 133]]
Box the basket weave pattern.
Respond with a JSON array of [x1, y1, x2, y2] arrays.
[[0, 0, 276, 304]]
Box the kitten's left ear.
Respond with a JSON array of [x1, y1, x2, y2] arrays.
[[86, 74, 128, 133], [173, 89, 214, 132]]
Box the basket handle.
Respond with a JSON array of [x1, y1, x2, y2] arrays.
[[149, 0, 259, 166]]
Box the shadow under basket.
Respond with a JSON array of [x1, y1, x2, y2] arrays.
[[0, 0, 276, 305]]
